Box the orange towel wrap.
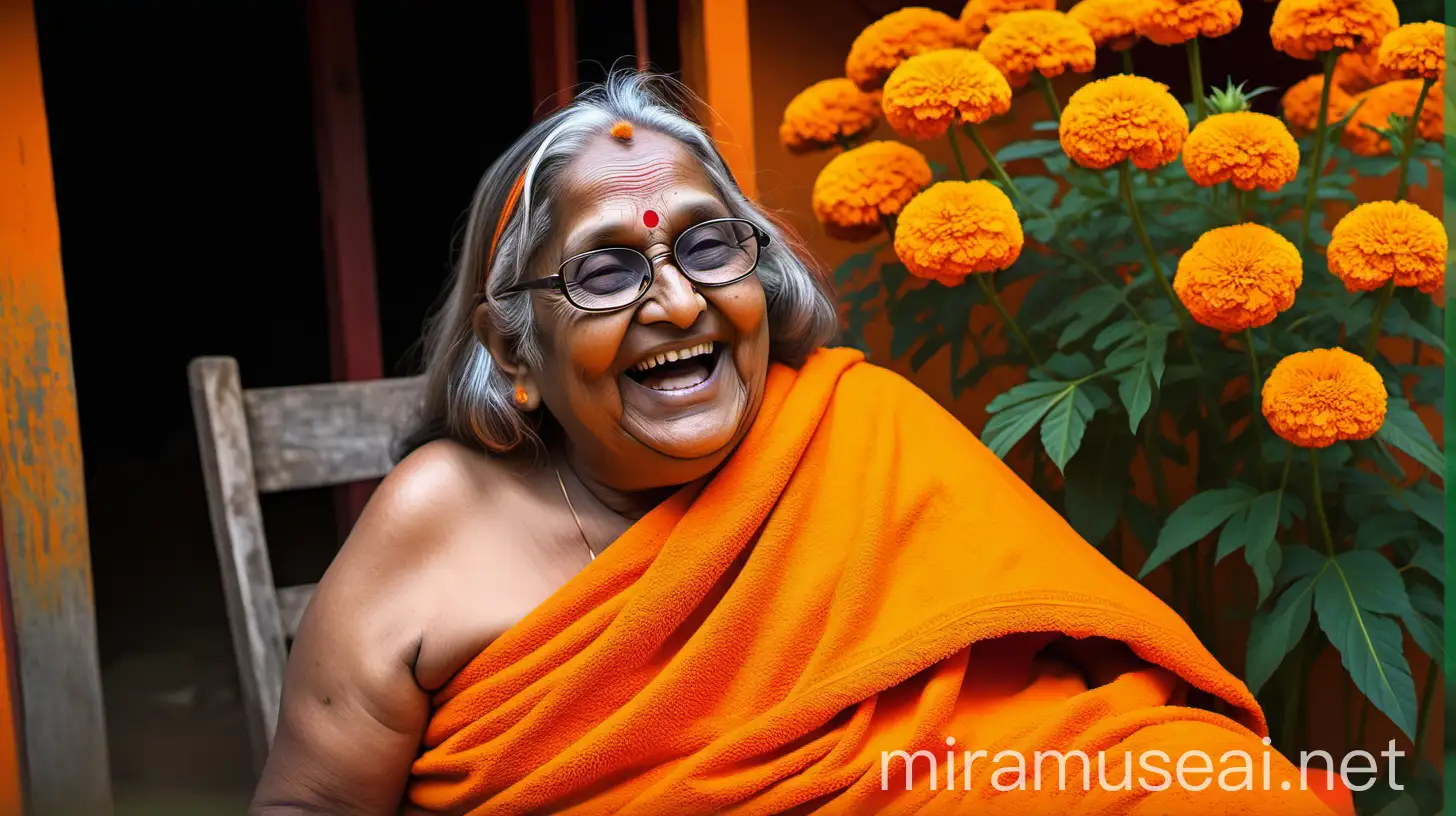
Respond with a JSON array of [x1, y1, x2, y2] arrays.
[[409, 348, 1342, 815]]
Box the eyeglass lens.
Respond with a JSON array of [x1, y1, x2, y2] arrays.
[[561, 219, 759, 310]]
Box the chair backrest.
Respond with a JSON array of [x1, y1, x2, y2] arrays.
[[187, 356, 424, 775]]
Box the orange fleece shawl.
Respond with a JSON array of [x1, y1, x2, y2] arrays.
[[409, 348, 1342, 815]]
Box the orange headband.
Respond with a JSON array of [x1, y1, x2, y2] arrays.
[[483, 172, 527, 296]]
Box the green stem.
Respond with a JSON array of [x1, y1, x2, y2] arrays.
[[1035, 73, 1063, 123], [1121, 48, 1134, 74], [1309, 448, 1335, 557], [1244, 328, 1266, 489], [1186, 38, 1206, 124], [964, 123, 1044, 215], [1395, 76, 1434, 202], [1363, 278, 1397, 361], [1413, 664, 1439, 757], [1119, 161, 1227, 446], [947, 126, 970, 182], [975, 273, 1044, 369], [1298, 50, 1341, 254], [1233, 187, 1245, 223]]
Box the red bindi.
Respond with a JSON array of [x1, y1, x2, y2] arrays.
[[643, 210, 659, 228]]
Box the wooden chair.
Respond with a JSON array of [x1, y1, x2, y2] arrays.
[[188, 357, 424, 774]]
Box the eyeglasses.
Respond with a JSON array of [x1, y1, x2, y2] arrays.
[[503, 217, 770, 312]]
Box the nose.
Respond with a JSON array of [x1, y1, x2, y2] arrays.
[[635, 253, 705, 330]]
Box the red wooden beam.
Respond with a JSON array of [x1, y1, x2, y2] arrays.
[[307, 0, 383, 530], [633, 0, 650, 71], [530, 0, 577, 116]]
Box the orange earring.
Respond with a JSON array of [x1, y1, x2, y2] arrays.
[[513, 385, 530, 406]]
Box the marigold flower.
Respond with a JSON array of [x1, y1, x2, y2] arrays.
[[1342, 79, 1444, 156], [780, 79, 882, 153], [811, 141, 933, 240], [961, 0, 1058, 44], [893, 181, 1023, 284], [1174, 224, 1303, 331], [1332, 49, 1392, 93], [1060, 75, 1189, 169], [881, 49, 1012, 139], [1280, 74, 1354, 135], [1182, 112, 1301, 191], [1378, 21, 1445, 81], [978, 10, 1098, 88], [1138, 0, 1242, 45], [847, 8, 968, 91], [1327, 200, 1446, 294], [1261, 348, 1387, 448], [1069, 0, 1147, 49], [1269, 0, 1399, 60]]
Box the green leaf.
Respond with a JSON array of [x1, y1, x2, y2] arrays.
[[1064, 420, 1131, 544], [1277, 545, 1326, 587], [1057, 287, 1122, 348], [1024, 216, 1058, 243], [1375, 396, 1444, 474], [1214, 509, 1248, 563], [1243, 492, 1284, 605], [1110, 327, 1169, 433], [1398, 481, 1445, 532], [834, 245, 883, 286], [880, 262, 909, 299], [1400, 583, 1443, 663], [1093, 318, 1142, 351], [1409, 542, 1443, 584], [1040, 387, 1095, 473], [1246, 571, 1322, 695], [1139, 486, 1257, 578], [1314, 551, 1418, 739], [996, 140, 1065, 163], [1355, 513, 1420, 549], [982, 382, 1068, 458]]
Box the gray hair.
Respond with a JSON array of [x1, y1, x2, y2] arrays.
[[403, 71, 838, 457]]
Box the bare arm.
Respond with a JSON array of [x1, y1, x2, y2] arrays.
[[251, 451, 474, 815]]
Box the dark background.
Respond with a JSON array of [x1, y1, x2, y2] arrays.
[[34, 0, 678, 807]]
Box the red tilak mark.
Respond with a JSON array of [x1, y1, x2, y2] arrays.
[[643, 210, 660, 228]]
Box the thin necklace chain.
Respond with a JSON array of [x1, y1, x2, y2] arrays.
[[553, 462, 595, 561]]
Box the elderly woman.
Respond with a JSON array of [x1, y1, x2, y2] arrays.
[[253, 75, 1343, 815]]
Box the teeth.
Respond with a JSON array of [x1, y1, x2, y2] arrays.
[[633, 342, 714, 372]]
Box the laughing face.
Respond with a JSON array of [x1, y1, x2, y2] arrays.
[[491, 128, 771, 491]]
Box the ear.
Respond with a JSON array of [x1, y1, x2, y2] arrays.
[[473, 301, 539, 409]]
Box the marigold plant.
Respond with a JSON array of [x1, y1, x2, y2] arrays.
[[1261, 348, 1388, 448], [1060, 74, 1188, 169], [1137, 0, 1243, 45], [893, 180, 1024, 283], [1069, 0, 1146, 50], [1269, 0, 1399, 60], [882, 49, 1012, 140], [1174, 224, 1302, 331], [787, 3, 1447, 791], [846, 8, 968, 91], [1377, 20, 1446, 81], [811, 141, 932, 240], [1327, 200, 1447, 294], [1182, 112, 1300, 191], [780, 78, 882, 153], [977, 10, 1098, 88]]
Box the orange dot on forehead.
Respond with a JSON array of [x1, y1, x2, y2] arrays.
[[643, 209, 660, 228]]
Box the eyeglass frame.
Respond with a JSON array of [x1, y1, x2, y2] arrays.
[[499, 217, 772, 313]]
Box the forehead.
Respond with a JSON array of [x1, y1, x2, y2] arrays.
[[554, 129, 721, 229]]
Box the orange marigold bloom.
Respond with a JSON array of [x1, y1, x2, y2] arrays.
[[1261, 348, 1387, 448], [846, 8, 968, 91], [882, 49, 1012, 140], [1182, 111, 1301, 191], [1280, 74, 1354, 135], [780, 79, 882, 153], [1269, 0, 1398, 60], [1378, 21, 1446, 81], [961, 0, 1057, 44], [1174, 224, 1303, 331], [893, 181, 1023, 284], [1069, 0, 1147, 49], [1060, 75, 1189, 169], [1327, 200, 1446, 294], [1342, 79, 1444, 156], [1332, 48, 1393, 93], [1138, 0, 1242, 45], [812, 141, 933, 240], [978, 10, 1098, 88]]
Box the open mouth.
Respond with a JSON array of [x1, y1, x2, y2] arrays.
[[624, 342, 724, 392]]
